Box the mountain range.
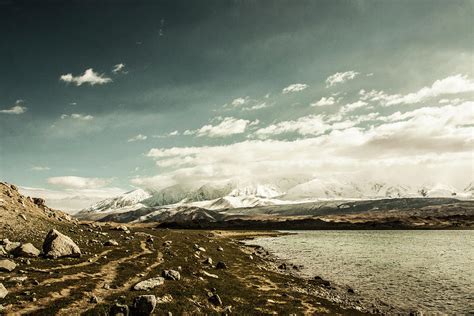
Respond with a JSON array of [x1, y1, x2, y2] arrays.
[[76, 179, 473, 222]]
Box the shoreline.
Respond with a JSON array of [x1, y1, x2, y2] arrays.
[[234, 231, 410, 315]]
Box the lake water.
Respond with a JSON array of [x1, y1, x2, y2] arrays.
[[249, 230, 474, 314]]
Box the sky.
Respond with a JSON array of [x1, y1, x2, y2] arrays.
[[0, 0, 473, 210]]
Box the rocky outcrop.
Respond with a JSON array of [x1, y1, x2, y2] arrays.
[[42, 229, 81, 258]]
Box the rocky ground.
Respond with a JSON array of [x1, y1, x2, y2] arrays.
[[0, 224, 377, 315]]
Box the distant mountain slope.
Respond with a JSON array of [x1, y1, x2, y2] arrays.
[[82, 188, 151, 213]]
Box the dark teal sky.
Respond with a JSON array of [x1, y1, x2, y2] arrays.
[[0, 0, 473, 209]]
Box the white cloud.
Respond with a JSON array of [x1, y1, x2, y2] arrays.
[[242, 102, 270, 111], [112, 63, 127, 74], [31, 166, 50, 171], [61, 113, 94, 120], [254, 114, 355, 138], [339, 100, 369, 113], [152, 130, 180, 138], [231, 97, 249, 107], [47, 176, 112, 189], [360, 74, 474, 106], [19, 186, 125, 213], [60, 68, 112, 86], [282, 83, 308, 94], [137, 101, 473, 189], [326, 71, 359, 87], [186, 117, 258, 138], [311, 96, 336, 107], [128, 134, 148, 142], [0, 100, 27, 115]]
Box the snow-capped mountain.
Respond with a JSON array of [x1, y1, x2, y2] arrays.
[[82, 188, 151, 213], [79, 179, 473, 220]]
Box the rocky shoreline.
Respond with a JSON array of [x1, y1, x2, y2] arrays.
[[239, 233, 413, 315]]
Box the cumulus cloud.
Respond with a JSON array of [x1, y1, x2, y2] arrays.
[[339, 100, 369, 113], [136, 101, 473, 189], [61, 113, 94, 120], [0, 100, 27, 114], [60, 68, 112, 86], [112, 63, 127, 74], [326, 71, 359, 87], [360, 74, 474, 106], [47, 176, 112, 189], [311, 96, 336, 107], [242, 102, 270, 111], [186, 117, 258, 138], [128, 134, 148, 142], [282, 83, 308, 94], [152, 130, 180, 138], [254, 114, 355, 138]]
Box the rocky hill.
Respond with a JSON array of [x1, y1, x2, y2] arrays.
[[0, 182, 77, 242]]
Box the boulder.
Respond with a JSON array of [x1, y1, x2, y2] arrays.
[[12, 243, 40, 258], [162, 269, 181, 281], [0, 283, 7, 299], [110, 303, 129, 316], [133, 277, 165, 291], [42, 229, 81, 258], [32, 197, 46, 207], [133, 295, 156, 315], [0, 259, 16, 272], [4, 241, 21, 253]]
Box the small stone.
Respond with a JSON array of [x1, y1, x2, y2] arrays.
[[110, 303, 129, 316], [89, 294, 99, 303], [216, 261, 227, 269], [217, 246, 224, 252], [0, 259, 16, 272], [278, 263, 287, 270], [0, 283, 8, 299], [133, 295, 157, 315], [156, 294, 173, 304], [203, 257, 213, 265], [208, 293, 223, 306], [19, 214, 27, 221], [201, 270, 219, 279], [162, 269, 181, 281], [163, 240, 172, 247], [133, 277, 165, 291], [104, 240, 119, 246], [249, 255, 253, 260]]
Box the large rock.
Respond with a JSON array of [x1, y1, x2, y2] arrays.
[[0, 283, 7, 299], [12, 243, 40, 258], [162, 269, 181, 281], [42, 229, 81, 258], [133, 277, 165, 291], [4, 241, 21, 253], [133, 295, 156, 315], [0, 259, 16, 272]]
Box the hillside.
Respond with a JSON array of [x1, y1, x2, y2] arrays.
[[0, 182, 77, 242]]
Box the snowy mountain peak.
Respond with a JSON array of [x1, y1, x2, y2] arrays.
[[83, 188, 151, 213], [229, 184, 283, 198]]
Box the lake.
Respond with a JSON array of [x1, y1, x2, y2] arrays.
[[248, 230, 474, 314]]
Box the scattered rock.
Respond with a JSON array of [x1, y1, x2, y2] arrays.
[[348, 288, 355, 294], [216, 261, 227, 269], [163, 240, 172, 247], [194, 244, 206, 252], [104, 240, 119, 246], [42, 229, 81, 258], [19, 214, 27, 221], [110, 303, 129, 316], [208, 293, 223, 306], [201, 270, 219, 279], [162, 269, 181, 281], [156, 294, 173, 304], [249, 255, 253, 260], [32, 198, 46, 207], [278, 263, 287, 270], [133, 295, 157, 315], [0, 283, 8, 299], [4, 241, 21, 253], [0, 259, 16, 272], [203, 257, 213, 265], [115, 225, 130, 233], [0, 246, 6, 256], [89, 294, 99, 303], [133, 277, 165, 291], [12, 243, 40, 258], [217, 246, 224, 252], [312, 276, 331, 287]]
